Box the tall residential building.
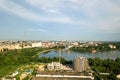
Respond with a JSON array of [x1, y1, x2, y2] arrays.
[[74, 56, 88, 72]]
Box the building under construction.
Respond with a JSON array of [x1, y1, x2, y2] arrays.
[[74, 56, 89, 72]]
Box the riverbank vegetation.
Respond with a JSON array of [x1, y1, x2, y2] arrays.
[[88, 58, 120, 80], [52, 46, 65, 50], [70, 42, 120, 53], [37, 56, 72, 65]]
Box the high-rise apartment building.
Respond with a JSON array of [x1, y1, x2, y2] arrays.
[[74, 56, 88, 72]]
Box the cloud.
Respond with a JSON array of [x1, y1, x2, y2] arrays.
[[25, 0, 120, 20], [25, 0, 98, 18], [0, 0, 120, 34], [47, 9, 60, 14], [27, 28, 48, 32], [0, 0, 39, 21], [0, 0, 76, 24], [25, 0, 61, 13]]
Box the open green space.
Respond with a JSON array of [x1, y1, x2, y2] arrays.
[[0, 48, 48, 77]]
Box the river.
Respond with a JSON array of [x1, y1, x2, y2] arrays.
[[38, 50, 120, 60]]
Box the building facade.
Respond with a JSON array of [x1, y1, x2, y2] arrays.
[[47, 62, 63, 71], [74, 57, 88, 72]]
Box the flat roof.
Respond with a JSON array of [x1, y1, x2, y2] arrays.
[[34, 77, 91, 80], [35, 71, 94, 80]]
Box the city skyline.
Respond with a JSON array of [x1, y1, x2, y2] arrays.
[[0, 0, 120, 41]]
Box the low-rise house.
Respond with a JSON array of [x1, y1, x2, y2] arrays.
[[47, 62, 63, 71]]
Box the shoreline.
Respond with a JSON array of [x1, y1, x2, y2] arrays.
[[32, 49, 53, 58]]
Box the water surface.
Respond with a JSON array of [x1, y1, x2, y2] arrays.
[[38, 50, 120, 60]]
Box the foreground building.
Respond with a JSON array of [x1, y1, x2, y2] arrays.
[[47, 62, 72, 71], [74, 56, 89, 72], [47, 62, 62, 71], [35, 71, 94, 80], [35, 57, 94, 80]]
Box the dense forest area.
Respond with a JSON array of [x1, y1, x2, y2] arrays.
[[37, 56, 72, 64], [88, 58, 120, 80]]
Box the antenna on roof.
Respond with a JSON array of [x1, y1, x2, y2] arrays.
[[59, 50, 61, 63]]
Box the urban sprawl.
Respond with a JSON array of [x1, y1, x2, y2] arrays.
[[0, 40, 120, 80]]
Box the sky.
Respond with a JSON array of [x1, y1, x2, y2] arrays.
[[0, 0, 120, 41]]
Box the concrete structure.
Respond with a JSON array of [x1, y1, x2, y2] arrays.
[[38, 64, 45, 71], [47, 61, 73, 71], [74, 57, 89, 72], [6, 71, 18, 78], [36, 74, 94, 80], [32, 42, 42, 48], [12, 71, 18, 77], [20, 73, 27, 80], [109, 44, 116, 49], [1, 78, 16, 80], [99, 73, 110, 75], [47, 62, 62, 71], [116, 74, 120, 79], [35, 71, 94, 80]]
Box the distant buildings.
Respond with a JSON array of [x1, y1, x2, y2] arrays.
[[74, 57, 89, 72], [109, 44, 116, 49], [91, 49, 97, 53], [0, 40, 118, 53], [32, 42, 42, 48], [0, 41, 56, 51]]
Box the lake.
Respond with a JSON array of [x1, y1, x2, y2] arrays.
[[38, 50, 120, 60]]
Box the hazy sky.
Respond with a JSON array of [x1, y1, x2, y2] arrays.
[[0, 0, 120, 41]]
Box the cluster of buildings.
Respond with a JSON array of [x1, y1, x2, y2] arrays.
[[47, 62, 72, 71], [47, 56, 89, 72], [0, 40, 77, 52], [35, 56, 93, 80], [0, 40, 117, 52], [0, 41, 56, 52], [109, 44, 116, 49]]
